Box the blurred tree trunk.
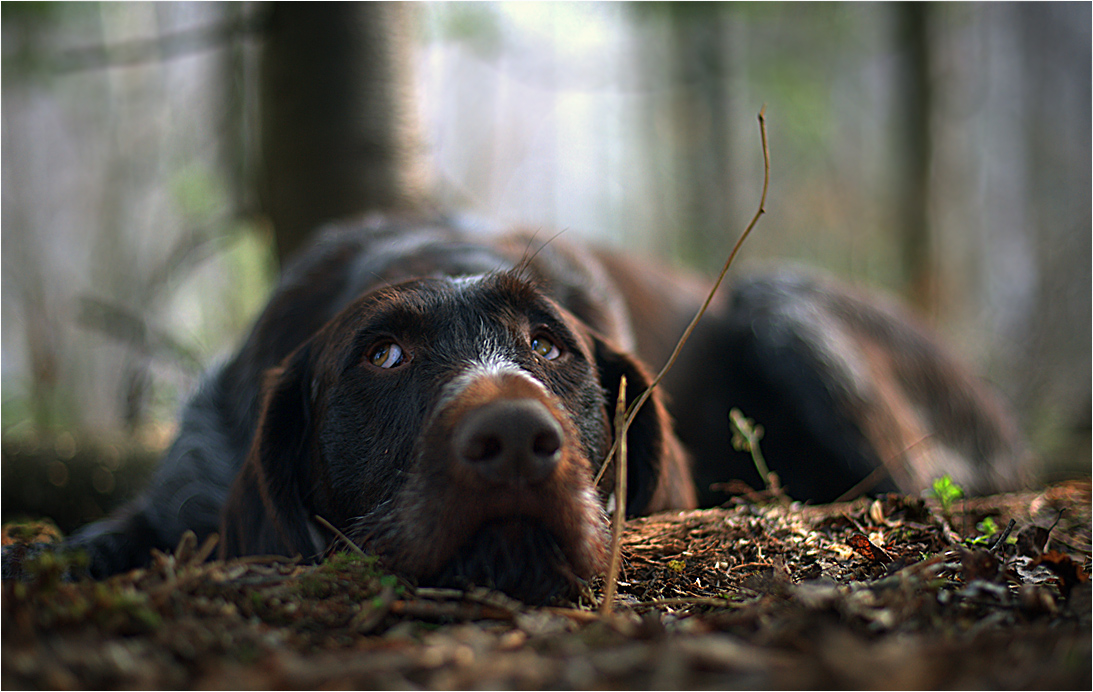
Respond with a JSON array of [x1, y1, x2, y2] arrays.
[[671, 4, 734, 273], [259, 2, 429, 265], [1012, 3, 1092, 473], [893, 2, 935, 315], [636, 3, 734, 273]]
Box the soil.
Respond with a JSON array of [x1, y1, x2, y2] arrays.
[[3, 480, 1090, 689]]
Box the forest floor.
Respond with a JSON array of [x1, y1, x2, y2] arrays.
[[2, 479, 1090, 689]]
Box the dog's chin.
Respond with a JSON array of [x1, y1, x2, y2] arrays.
[[420, 519, 584, 605]]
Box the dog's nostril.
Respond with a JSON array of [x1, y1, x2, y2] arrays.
[[532, 430, 562, 458], [463, 436, 502, 464], [454, 399, 564, 485]]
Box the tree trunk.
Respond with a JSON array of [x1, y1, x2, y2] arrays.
[[894, 2, 935, 315], [260, 2, 429, 265], [666, 4, 734, 274]]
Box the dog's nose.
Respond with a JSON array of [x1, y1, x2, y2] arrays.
[[453, 399, 564, 485]]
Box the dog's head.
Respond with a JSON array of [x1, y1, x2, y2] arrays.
[[220, 270, 684, 603]]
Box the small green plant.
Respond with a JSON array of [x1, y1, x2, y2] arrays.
[[964, 517, 1002, 547], [976, 516, 999, 536], [730, 408, 770, 485], [930, 474, 964, 514]]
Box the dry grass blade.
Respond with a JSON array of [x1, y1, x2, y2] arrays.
[[192, 532, 220, 566], [595, 106, 771, 487]]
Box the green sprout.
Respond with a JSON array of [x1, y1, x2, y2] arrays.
[[930, 474, 964, 514], [976, 516, 999, 536], [730, 408, 771, 486]]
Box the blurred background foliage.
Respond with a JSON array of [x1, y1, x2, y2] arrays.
[[2, 2, 1089, 526]]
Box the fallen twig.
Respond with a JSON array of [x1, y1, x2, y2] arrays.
[[634, 596, 745, 610]]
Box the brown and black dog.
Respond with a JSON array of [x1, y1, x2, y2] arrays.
[[38, 215, 1028, 602]]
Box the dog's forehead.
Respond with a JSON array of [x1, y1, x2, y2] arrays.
[[443, 273, 594, 337], [323, 271, 589, 347], [366, 272, 554, 318]]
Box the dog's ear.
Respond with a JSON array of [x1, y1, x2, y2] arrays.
[[592, 337, 696, 515], [219, 345, 323, 560]]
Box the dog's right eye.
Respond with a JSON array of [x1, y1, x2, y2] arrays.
[[531, 333, 562, 361], [367, 341, 406, 369]]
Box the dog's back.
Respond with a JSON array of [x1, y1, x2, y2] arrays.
[[570, 246, 1028, 505], [661, 268, 1028, 504]]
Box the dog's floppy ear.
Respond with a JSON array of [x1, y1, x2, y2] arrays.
[[219, 344, 323, 560], [592, 337, 697, 515]]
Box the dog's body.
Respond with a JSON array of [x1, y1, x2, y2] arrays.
[[49, 215, 1027, 602]]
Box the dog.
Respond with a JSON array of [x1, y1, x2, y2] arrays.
[[17, 214, 1028, 603]]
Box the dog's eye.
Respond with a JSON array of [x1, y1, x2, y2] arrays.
[[367, 341, 405, 369], [531, 334, 562, 361]]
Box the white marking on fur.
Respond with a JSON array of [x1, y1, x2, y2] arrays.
[[437, 347, 552, 411], [446, 274, 490, 291]]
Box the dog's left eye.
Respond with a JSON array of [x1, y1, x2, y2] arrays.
[[367, 341, 406, 369], [531, 334, 562, 361]]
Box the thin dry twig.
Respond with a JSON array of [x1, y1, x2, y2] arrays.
[[314, 514, 368, 557], [834, 464, 892, 504], [601, 375, 629, 615], [988, 518, 1017, 553], [595, 107, 770, 487], [836, 433, 938, 503]]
